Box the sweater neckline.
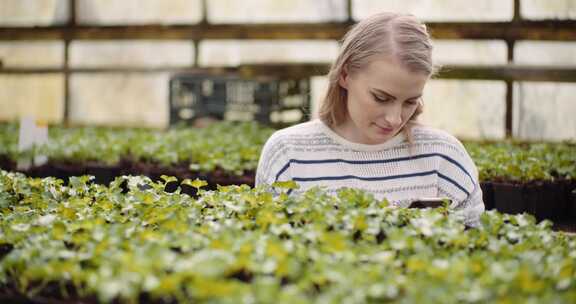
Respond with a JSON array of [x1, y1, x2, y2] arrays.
[[315, 119, 406, 152]]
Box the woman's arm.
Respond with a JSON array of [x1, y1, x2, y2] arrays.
[[451, 184, 485, 228], [437, 139, 485, 228], [255, 132, 291, 187]]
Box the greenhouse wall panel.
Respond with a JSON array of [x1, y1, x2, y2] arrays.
[[76, 0, 202, 25], [70, 40, 194, 68], [432, 40, 508, 65], [513, 82, 576, 141], [521, 0, 576, 19], [420, 80, 506, 140], [0, 0, 68, 26], [70, 73, 169, 128], [353, 0, 513, 21], [207, 0, 347, 23], [199, 40, 339, 67], [0, 41, 64, 68], [0, 74, 64, 123], [515, 42, 576, 66]]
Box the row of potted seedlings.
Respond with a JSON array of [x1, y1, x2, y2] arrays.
[[1, 123, 575, 224], [1, 170, 575, 303], [466, 142, 576, 224]]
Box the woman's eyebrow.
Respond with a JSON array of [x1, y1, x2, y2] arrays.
[[372, 88, 422, 100]]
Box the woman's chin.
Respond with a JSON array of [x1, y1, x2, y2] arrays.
[[365, 133, 392, 145], [368, 127, 395, 143]]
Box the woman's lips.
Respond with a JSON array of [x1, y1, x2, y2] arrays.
[[374, 124, 394, 134]]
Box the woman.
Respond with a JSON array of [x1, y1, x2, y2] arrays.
[[256, 12, 484, 227]]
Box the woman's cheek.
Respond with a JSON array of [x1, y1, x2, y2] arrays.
[[402, 107, 416, 122]]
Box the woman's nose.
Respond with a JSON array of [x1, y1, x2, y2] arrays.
[[383, 105, 402, 127]]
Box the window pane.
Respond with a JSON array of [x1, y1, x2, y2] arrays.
[[0, 0, 68, 26], [521, 0, 576, 19], [515, 41, 576, 66], [433, 40, 508, 65], [0, 41, 64, 68], [513, 82, 576, 141], [70, 73, 169, 128], [0, 74, 64, 123], [199, 40, 339, 66], [353, 0, 513, 21], [420, 80, 506, 139], [77, 0, 202, 25], [70, 41, 194, 68], [208, 0, 347, 23]]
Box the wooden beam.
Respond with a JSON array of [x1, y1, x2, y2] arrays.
[[1, 20, 575, 41], [437, 64, 576, 82], [238, 63, 330, 79], [505, 39, 515, 138], [239, 63, 576, 82], [0, 67, 238, 75], [346, 0, 353, 22], [0, 23, 350, 41], [429, 21, 576, 41], [513, 0, 522, 22], [63, 0, 76, 125], [2, 64, 576, 82]]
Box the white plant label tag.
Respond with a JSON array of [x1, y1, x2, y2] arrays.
[[17, 117, 49, 169]]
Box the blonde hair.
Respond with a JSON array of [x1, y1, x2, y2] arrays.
[[319, 12, 438, 143]]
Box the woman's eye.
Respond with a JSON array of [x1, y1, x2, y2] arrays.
[[372, 94, 390, 103], [405, 100, 418, 106]]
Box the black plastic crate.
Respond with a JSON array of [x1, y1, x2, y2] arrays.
[[169, 74, 310, 126]]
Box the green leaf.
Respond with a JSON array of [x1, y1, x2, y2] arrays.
[[160, 175, 178, 185], [271, 180, 299, 190], [181, 178, 208, 189]]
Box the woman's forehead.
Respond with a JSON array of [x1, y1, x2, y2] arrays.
[[361, 58, 429, 93]]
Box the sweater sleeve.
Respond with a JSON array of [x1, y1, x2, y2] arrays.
[[437, 139, 485, 228], [255, 132, 291, 187]]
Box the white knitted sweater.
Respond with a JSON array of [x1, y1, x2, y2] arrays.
[[256, 119, 485, 227]]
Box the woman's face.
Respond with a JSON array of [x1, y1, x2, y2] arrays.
[[337, 56, 429, 145]]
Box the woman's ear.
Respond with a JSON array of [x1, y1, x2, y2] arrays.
[[338, 66, 349, 89]]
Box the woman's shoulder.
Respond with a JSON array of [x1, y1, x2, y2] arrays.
[[412, 124, 462, 143], [266, 119, 325, 144], [410, 125, 478, 174], [411, 124, 467, 152]]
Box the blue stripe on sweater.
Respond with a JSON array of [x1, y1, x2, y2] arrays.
[[288, 170, 470, 196], [275, 153, 474, 185]]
